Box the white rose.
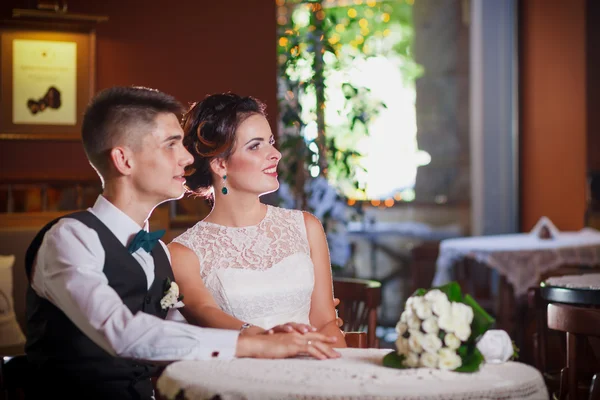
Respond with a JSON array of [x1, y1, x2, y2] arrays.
[[422, 317, 439, 334], [404, 352, 420, 368], [431, 296, 451, 317], [444, 333, 461, 350], [410, 296, 425, 309], [400, 310, 410, 323], [438, 348, 462, 371], [406, 296, 415, 310], [420, 352, 439, 368], [437, 312, 455, 333], [451, 302, 474, 325], [476, 330, 514, 364], [395, 321, 408, 336], [407, 314, 422, 330], [414, 300, 433, 320], [395, 337, 410, 356], [421, 333, 443, 354], [170, 282, 180, 294], [408, 330, 424, 353], [424, 289, 446, 303], [454, 323, 471, 342]]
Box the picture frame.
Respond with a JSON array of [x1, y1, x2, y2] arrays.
[[0, 25, 95, 140]]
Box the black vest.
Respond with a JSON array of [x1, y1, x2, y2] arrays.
[[25, 211, 174, 400]]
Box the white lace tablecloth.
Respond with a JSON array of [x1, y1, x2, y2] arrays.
[[156, 348, 548, 400], [545, 273, 600, 289], [432, 227, 600, 297]]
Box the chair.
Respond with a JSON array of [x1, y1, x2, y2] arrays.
[[409, 240, 439, 295], [585, 171, 600, 229], [333, 277, 382, 348], [0, 355, 27, 400], [547, 303, 600, 400], [527, 286, 567, 397]]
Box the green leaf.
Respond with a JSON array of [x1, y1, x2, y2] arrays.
[[435, 281, 463, 302], [454, 348, 484, 373], [457, 344, 469, 358], [382, 352, 408, 369], [163, 277, 172, 293], [411, 288, 427, 297], [463, 294, 495, 339]]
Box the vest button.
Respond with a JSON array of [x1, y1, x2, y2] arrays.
[[145, 296, 151, 304]]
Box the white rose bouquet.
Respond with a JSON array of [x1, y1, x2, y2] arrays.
[[383, 282, 495, 372]]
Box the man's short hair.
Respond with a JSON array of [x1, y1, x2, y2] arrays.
[[81, 86, 184, 177]]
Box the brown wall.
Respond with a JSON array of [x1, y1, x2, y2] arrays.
[[0, 0, 277, 181], [588, 0, 600, 172], [520, 0, 587, 231]]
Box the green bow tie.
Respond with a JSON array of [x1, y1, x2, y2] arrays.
[[127, 229, 166, 254]]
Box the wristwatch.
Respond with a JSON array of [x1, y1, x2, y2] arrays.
[[240, 323, 253, 333]]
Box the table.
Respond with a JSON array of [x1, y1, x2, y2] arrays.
[[541, 273, 600, 305], [347, 221, 462, 324], [156, 348, 548, 400], [347, 220, 462, 275], [432, 227, 600, 297]]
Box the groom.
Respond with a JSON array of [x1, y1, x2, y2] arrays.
[[24, 86, 339, 400]]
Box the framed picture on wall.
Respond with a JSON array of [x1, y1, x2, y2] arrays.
[[0, 26, 95, 140]]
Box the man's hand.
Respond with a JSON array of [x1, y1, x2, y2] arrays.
[[333, 298, 344, 328], [236, 332, 341, 360]]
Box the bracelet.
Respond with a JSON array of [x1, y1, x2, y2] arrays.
[[240, 322, 253, 332]]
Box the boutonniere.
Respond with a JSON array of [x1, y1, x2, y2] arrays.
[[160, 277, 185, 310]]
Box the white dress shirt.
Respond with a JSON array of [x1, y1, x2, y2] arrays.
[[31, 195, 238, 361]]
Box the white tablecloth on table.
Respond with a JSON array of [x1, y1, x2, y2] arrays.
[[156, 348, 548, 400], [432, 228, 600, 297]]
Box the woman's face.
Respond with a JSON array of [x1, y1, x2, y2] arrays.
[[222, 113, 282, 197]]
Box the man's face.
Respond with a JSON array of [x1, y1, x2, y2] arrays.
[[130, 113, 193, 203]]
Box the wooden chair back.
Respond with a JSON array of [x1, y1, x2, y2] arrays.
[[547, 303, 600, 400], [333, 277, 382, 348], [409, 240, 439, 294]]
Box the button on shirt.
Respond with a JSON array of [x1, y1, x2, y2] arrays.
[[31, 195, 238, 361]]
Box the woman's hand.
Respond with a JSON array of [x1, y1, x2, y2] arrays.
[[267, 322, 317, 334], [236, 331, 340, 360]]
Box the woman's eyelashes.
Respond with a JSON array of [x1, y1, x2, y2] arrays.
[[249, 142, 260, 151], [248, 137, 275, 151]]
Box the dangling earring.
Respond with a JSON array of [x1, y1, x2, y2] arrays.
[[221, 175, 228, 195]]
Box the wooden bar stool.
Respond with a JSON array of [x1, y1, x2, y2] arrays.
[[547, 303, 600, 400]]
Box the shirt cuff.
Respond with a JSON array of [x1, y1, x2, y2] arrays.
[[190, 327, 239, 361]]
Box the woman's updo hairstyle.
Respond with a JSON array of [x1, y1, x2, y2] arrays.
[[182, 93, 266, 198]]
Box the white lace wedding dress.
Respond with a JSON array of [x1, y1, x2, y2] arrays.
[[172, 205, 315, 329]]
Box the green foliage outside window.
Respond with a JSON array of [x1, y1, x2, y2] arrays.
[[276, 0, 421, 205]]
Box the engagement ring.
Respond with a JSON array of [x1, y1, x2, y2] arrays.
[[307, 340, 312, 346]]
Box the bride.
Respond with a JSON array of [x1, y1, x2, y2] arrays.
[[168, 93, 347, 349]]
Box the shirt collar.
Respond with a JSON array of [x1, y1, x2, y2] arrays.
[[88, 195, 150, 248]]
